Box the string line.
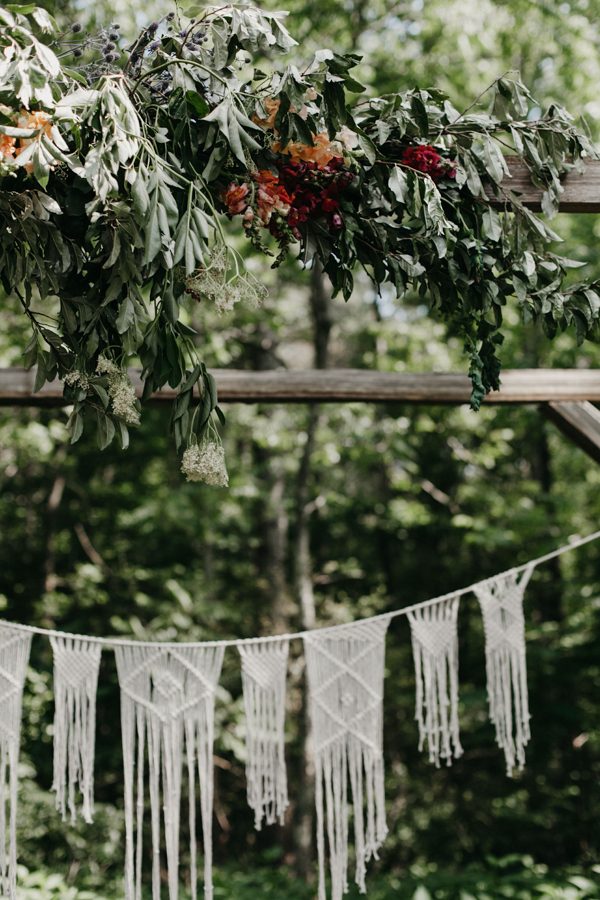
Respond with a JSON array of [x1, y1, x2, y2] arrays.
[[2, 529, 598, 650]]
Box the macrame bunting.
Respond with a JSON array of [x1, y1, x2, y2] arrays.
[[474, 565, 534, 776], [407, 597, 463, 767], [304, 619, 390, 900], [115, 644, 224, 900], [50, 636, 102, 824], [2, 531, 595, 897], [238, 639, 289, 830], [0, 624, 31, 900]]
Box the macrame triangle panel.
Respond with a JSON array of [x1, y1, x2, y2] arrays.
[[474, 565, 534, 775], [0, 624, 31, 900], [50, 635, 102, 824], [115, 644, 224, 900], [407, 597, 463, 767], [238, 639, 289, 830], [304, 618, 390, 900]]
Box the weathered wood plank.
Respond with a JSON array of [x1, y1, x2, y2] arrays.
[[543, 400, 600, 462], [2, 368, 600, 405], [498, 158, 600, 212]]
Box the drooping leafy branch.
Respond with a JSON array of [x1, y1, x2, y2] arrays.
[[0, 3, 598, 481]]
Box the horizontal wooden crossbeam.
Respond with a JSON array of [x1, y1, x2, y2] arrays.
[[2, 367, 600, 405], [499, 158, 600, 212]]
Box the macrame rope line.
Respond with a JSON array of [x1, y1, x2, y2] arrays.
[[0, 529, 597, 649], [474, 565, 535, 776], [407, 597, 463, 767], [238, 639, 289, 830], [50, 636, 102, 824]]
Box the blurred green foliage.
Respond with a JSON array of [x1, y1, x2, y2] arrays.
[[15, 859, 600, 899], [1, 0, 600, 897]]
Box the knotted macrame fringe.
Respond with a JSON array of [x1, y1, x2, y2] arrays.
[[407, 597, 463, 767], [115, 644, 224, 900], [0, 624, 31, 900], [304, 619, 390, 900], [238, 640, 289, 830], [474, 566, 534, 776], [50, 636, 102, 824]]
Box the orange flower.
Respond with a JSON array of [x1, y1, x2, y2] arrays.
[[0, 134, 16, 159], [14, 110, 54, 172], [224, 182, 250, 215], [255, 169, 279, 186], [19, 110, 53, 137], [253, 98, 281, 130], [254, 170, 291, 225], [273, 132, 343, 167]]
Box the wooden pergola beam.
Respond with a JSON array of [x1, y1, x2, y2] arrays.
[[498, 158, 600, 212], [543, 400, 600, 462], [2, 367, 600, 406]]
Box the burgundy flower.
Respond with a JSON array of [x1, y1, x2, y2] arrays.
[[322, 197, 340, 213], [400, 144, 456, 182]]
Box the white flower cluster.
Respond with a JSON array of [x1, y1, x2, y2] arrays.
[[185, 248, 267, 314], [64, 370, 90, 391], [96, 356, 140, 426], [181, 440, 229, 487]]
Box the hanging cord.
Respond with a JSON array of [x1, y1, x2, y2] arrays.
[[2, 529, 599, 650]]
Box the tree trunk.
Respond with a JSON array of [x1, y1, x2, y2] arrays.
[[293, 262, 332, 878]]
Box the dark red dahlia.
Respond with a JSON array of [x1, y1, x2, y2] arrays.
[[400, 144, 455, 182]]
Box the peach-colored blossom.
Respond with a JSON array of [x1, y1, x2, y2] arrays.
[[337, 126, 359, 150], [18, 110, 53, 137], [273, 132, 343, 166], [224, 181, 251, 215], [0, 134, 16, 159], [253, 97, 281, 130], [254, 169, 292, 225], [14, 110, 54, 172]]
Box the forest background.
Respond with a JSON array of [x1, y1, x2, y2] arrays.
[[1, 0, 599, 897]]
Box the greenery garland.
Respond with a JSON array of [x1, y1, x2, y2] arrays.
[[1, 3, 599, 483]]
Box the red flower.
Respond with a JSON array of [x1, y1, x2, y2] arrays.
[[321, 197, 339, 213], [254, 169, 292, 226], [224, 182, 250, 215], [400, 144, 455, 182]]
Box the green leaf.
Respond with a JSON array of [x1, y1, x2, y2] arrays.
[[116, 297, 135, 334], [482, 208, 502, 241], [96, 412, 116, 450], [388, 166, 408, 204], [68, 410, 84, 444]]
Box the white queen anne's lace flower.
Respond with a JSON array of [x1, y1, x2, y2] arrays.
[[96, 356, 140, 426], [96, 356, 120, 378], [109, 379, 140, 426], [184, 248, 267, 314], [181, 440, 229, 487], [64, 370, 89, 391]]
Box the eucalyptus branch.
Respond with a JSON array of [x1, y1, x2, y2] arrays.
[[129, 57, 229, 96], [1, 2, 598, 463]]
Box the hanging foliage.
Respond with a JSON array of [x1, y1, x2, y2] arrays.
[[1, 4, 599, 480]]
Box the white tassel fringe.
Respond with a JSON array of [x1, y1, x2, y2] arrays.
[[407, 597, 463, 767], [50, 636, 102, 824], [474, 566, 534, 775], [115, 644, 224, 900], [304, 619, 389, 900], [238, 640, 289, 830], [0, 625, 31, 900]]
